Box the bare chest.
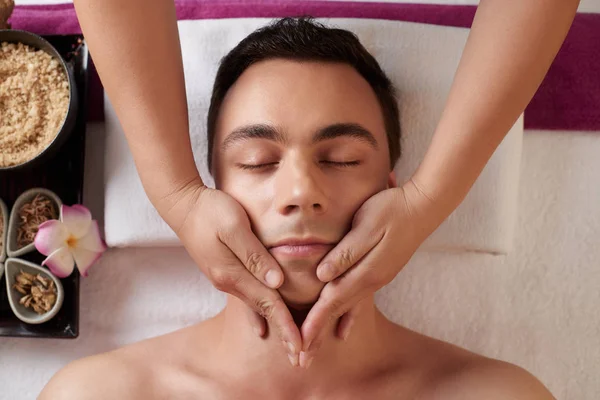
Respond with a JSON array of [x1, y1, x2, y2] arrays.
[[156, 373, 424, 400]]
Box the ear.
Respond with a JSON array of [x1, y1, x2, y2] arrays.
[[387, 171, 397, 189]]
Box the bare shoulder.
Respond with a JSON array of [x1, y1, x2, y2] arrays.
[[424, 355, 555, 400], [38, 323, 216, 400], [38, 349, 149, 400], [384, 326, 554, 400]]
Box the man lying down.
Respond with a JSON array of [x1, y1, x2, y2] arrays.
[[40, 18, 554, 400]]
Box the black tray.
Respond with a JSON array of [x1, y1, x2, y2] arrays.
[[0, 35, 89, 338]]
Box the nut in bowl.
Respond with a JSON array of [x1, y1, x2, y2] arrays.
[[0, 29, 78, 170], [6, 188, 62, 258], [5, 258, 64, 324]]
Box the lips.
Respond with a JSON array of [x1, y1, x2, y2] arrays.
[[268, 238, 335, 259], [269, 237, 332, 248]]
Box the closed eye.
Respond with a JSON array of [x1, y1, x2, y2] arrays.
[[320, 160, 360, 167], [236, 162, 278, 171], [236, 160, 360, 171]]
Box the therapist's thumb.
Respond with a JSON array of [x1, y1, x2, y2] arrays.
[[219, 217, 284, 289], [316, 224, 378, 282]]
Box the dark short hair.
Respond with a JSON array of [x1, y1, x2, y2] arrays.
[[207, 17, 400, 171]]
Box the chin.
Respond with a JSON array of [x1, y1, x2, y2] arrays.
[[275, 258, 326, 310], [280, 289, 322, 310]]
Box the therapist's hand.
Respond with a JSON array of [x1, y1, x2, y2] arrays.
[[299, 178, 441, 367], [160, 179, 302, 364]]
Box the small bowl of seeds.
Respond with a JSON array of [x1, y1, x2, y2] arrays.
[[6, 188, 62, 258], [0, 29, 78, 170], [0, 197, 7, 263], [5, 258, 64, 324]]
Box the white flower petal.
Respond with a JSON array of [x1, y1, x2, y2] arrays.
[[77, 220, 107, 253], [42, 247, 75, 278], [34, 220, 68, 256], [72, 247, 103, 277], [61, 205, 92, 239]]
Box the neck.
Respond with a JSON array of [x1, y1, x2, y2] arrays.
[[209, 295, 394, 393]]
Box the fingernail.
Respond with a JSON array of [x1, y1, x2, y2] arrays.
[[265, 270, 282, 288], [343, 321, 354, 341], [288, 353, 299, 367], [317, 263, 333, 281], [304, 339, 313, 352], [299, 352, 313, 369], [342, 329, 351, 341], [285, 341, 297, 355]]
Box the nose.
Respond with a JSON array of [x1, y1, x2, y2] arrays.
[[275, 155, 328, 216]]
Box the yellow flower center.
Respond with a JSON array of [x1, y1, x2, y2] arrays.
[[66, 236, 78, 249]]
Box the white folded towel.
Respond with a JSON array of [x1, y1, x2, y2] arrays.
[[104, 18, 523, 253]]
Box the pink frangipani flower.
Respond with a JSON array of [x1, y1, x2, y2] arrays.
[[34, 205, 106, 278]]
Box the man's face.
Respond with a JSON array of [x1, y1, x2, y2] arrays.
[[213, 59, 395, 308]]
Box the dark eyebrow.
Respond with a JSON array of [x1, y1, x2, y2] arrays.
[[221, 124, 287, 151], [313, 123, 378, 149]]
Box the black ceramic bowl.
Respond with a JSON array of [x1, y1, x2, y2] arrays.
[[0, 30, 78, 171]]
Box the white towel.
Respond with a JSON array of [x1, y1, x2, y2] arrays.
[[104, 18, 523, 253]]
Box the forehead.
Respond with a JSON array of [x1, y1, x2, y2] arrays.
[[215, 59, 387, 143]]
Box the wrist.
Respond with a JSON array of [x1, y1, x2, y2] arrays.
[[410, 161, 472, 219], [151, 174, 206, 234], [401, 177, 452, 241]]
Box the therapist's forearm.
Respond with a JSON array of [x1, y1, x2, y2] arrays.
[[74, 0, 201, 207], [413, 0, 579, 218]]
